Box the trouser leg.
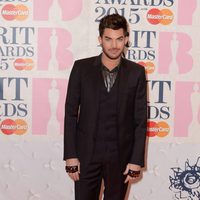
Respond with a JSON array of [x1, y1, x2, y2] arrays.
[[102, 151, 128, 200], [75, 161, 102, 200]]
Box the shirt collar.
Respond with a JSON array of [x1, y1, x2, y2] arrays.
[[101, 58, 121, 73], [102, 65, 119, 73]]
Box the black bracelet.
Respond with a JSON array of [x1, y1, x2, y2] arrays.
[[65, 165, 78, 173], [128, 169, 140, 178]]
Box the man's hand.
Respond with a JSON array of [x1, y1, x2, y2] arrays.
[[66, 158, 80, 181], [123, 163, 141, 183]]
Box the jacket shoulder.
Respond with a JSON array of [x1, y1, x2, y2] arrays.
[[124, 58, 145, 74], [72, 56, 100, 76], [75, 56, 97, 66], [124, 58, 143, 69]]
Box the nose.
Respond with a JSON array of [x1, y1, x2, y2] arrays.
[[112, 40, 117, 48]]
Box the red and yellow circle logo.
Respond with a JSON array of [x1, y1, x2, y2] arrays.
[[147, 8, 174, 25], [14, 58, 34, 71], [138, 61, 155, 74], [0, 119, 28, 135], [147, 121, 170, 137], [1, 4, 29, 21]]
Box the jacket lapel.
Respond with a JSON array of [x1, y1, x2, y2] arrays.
[[117, 58, 129, 118], [91, 55, 102, 119]]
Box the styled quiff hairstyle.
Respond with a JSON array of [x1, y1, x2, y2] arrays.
[[99, 13, 129, 37]]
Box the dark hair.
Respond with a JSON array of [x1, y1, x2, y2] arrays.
[[99, 13, 129, 37]]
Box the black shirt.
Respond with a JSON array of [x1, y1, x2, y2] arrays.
[[101, 64, 120, 92]]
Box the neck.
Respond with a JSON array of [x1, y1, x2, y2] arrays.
[[101, 53, 121, 71]]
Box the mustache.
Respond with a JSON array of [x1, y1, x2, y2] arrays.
[[109, 48, 120, 51]]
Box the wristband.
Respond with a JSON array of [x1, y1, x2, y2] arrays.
[[128, 169, 140, 178], [65, 165, 78, 173]]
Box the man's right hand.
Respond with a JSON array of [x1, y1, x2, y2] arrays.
[[66, 158, 80, 181]]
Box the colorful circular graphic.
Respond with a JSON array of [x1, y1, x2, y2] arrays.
[[147, 121, 170, 137], [1, 4, 29, 21], [14, 58, 34, 70], [0, 119, 28, 135], [147, 8, 174, 25]]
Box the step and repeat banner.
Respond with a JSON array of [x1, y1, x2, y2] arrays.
[[0, 0, 200, 199]]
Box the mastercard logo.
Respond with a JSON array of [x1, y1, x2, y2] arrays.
[[138, 61, 155, 74], [0, 119, 28, 135], [1, 4, 29, 21], [14, 58, 34, 70], [147, 121, 170, 137], [147, 8, 174, 25]]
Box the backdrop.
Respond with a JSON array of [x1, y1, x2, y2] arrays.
[[0, 0, 200, 199]]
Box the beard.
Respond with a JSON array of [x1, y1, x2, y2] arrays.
[[102, 46, 124, 60]]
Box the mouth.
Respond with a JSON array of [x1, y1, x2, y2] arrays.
[[109, 49, 120, 54]]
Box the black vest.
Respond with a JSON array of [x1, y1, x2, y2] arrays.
[[93, 72, 119, 160]]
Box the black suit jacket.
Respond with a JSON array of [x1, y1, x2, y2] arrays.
[[64, 55, 147, 171]]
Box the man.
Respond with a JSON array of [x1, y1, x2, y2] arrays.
[[64, 13, 147, 200]]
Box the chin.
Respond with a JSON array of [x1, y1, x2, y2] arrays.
[[110, 55, 122, 60], [107, 53, 122, 60]]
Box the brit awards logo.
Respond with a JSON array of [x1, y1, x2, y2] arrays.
[[147, 80, 171, 138], [174, 82, 200, 139], [37, 28, 73, 71], [0, 26, 35, 71], [0, 77, 29, 135], [31, 0, 83, 136], [33, 0, 82, 21], [32, 78, 67, 136]]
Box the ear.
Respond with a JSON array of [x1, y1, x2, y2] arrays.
[[125, 36, 128, 45], [98, 36, 102, 45]]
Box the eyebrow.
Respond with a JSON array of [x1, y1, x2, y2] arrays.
[[104, 36, 124, 39]]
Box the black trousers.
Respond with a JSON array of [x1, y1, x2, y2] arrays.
[[75, 142, 128, 200]]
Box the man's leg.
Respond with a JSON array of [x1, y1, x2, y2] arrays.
[[75, 162, 103, 200], [102, 151, 128, 200]]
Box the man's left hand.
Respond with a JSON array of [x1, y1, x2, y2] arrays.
[[123, 163, 141, 183]]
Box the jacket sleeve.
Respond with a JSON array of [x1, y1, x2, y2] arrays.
[[130, 67, 147, 167], [63, 61, 81, 160]]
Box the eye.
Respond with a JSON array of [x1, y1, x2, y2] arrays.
[[105, 38, 111, 41], [117, 38, 124, 42]]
